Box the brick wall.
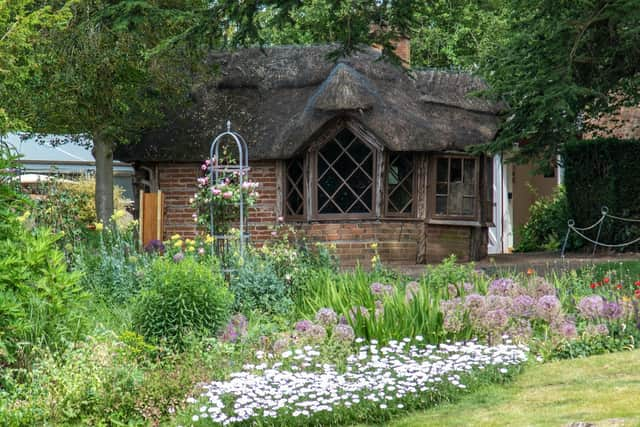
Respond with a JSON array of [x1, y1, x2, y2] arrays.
[[424, 224, 472, 262], [585, 106, 640, 139], [155, 160, 482, 265]]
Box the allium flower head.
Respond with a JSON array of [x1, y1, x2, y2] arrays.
[[584, 323, 609, 337], [295, 319, 314, 333], [172, 252, 185, 262], [333, 324, 355, 343], [511, 294, 535, 318], [307, 324, 327, 342], [405, 281, 420, 303], [577, 295, 604, 319], [535, 295, 562, 322], [315, 308, 338, 327], [556, 320, 577, 340], [488, 278, 518, 296], [464, 294, 486, 314], [348, 306, 369, 323], [480, 309, 509, 332], [443, 314, 463, 333], [532, 278, 556, 298], [447, 283, 459, 298], [463, 282, 475, 293], [370, 282, 395, 297], [602, 301, 623, 320]]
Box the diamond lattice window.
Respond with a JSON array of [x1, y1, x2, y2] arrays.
[[316, 129, 374, 215], [285, 156, 305, 217], [386, 153, 414, 216]]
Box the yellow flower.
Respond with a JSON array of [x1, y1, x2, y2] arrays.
[[170, 234, 181, 241], [17, 211, 30, 223], [185, 238, 195, 246], [622, 296, 631, 303], [205, 235, 214, 244], [370, 242, 378, 250], [174, 240, 183, 248], [94, 222, 104, 231], [111, 209, 126, 221], [186, 246, 195, 252]]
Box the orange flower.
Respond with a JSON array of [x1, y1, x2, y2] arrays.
[[527, 268, 535, 276]]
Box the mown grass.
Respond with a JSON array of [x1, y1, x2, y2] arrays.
[[376, 350, 640, 427]]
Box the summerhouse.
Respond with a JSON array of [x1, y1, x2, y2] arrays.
[[116, 45, 502, 265]]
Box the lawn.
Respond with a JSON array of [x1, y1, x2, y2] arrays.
[[383, 350, 640, 427]]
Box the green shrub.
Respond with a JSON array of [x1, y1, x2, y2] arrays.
[[515, 185, 579, 252], [0, 225, 87, 368], [231, 256, 293, 316], [73, 225, 143, 302], [132, 257, 233, 347], [564, 138, 640, 250]]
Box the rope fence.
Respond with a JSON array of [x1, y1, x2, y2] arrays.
[[561, 206, 640, 257]]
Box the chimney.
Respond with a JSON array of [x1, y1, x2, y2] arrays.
[[370, 24, 411, 68]]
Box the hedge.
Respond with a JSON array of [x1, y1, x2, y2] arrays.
[[564, 138, 640, 250]]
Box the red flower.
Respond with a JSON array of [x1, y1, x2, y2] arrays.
[[635, 280, 640, 287], [590, 283, 597, 289], [616, 284, 623, 290], [635, 289, 640, 299], [603, 277, 610, 284]]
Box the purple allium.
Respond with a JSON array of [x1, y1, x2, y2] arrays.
[[464, 294, 486, 314], [506, 319, 533, 343], [488, 278, 517, 296], [348, 306, 370, 323], [531, 278, 556, 298], [333, 324, 355, 343], [315, 308, 338, 327], [602, 301, 623, 320], [480, 309, 509, 332], [307, 324, 327, 342], [440, 297, 462, 314], [511, 294, 536, 318], [338, 315, 349, 325], [172, 252, 185, 262], [486, 295, 512, 312], [370, 282, 385, 296], [463, 282, 475, 293], [556, 320, 578, 340], [144, 239, 165, 254], [272, 337, 290, 353], [584, 323, 609, 337], [577, 295, 604, 319], [443, 314, 464, 333], [535, 295, 562, 322], [370, 282, 395, 297], [374, 300, 384, 320], [231, 314, 248, 336], [219, 323, 239, 343], [405, 281, 420, 303], [219, 314, 248, 343], [294, 319, 314, 333]]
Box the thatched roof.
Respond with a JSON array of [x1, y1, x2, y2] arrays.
[[116, 45, 502, 162]]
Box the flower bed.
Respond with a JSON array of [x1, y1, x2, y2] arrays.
[[181, 339, 528, 426]]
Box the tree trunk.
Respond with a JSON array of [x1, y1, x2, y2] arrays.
[[92, 135, 114, 224]]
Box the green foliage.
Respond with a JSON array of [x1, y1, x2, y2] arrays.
[[132, 256, 233, 347], [295, 259, 487, 344], [0, 143, 30, 239], [481, 0, 640, 165], [564, 138, 640, 250], [0, 225, 87, 368], [231, 256, 293, 316], [73, 224, 143, 303], [515, 186, 579, 252]]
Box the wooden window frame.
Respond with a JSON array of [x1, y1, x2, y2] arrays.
[[310, 128, 379, 220], [284, 155, 306, 220], [384, 152, 417, 218], [429, 154, 480, 221]]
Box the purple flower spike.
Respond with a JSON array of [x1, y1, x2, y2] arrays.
[[535, 295, 561, 322]]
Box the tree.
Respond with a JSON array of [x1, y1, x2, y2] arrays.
[[3, 0, 206, 222], [480, 0, 640, 165]]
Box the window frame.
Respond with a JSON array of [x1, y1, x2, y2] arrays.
[[384, 151, 417, 218], [429, 154, 480, 221], [284, 155, 307, 220], [310, 128, 379, 220]]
